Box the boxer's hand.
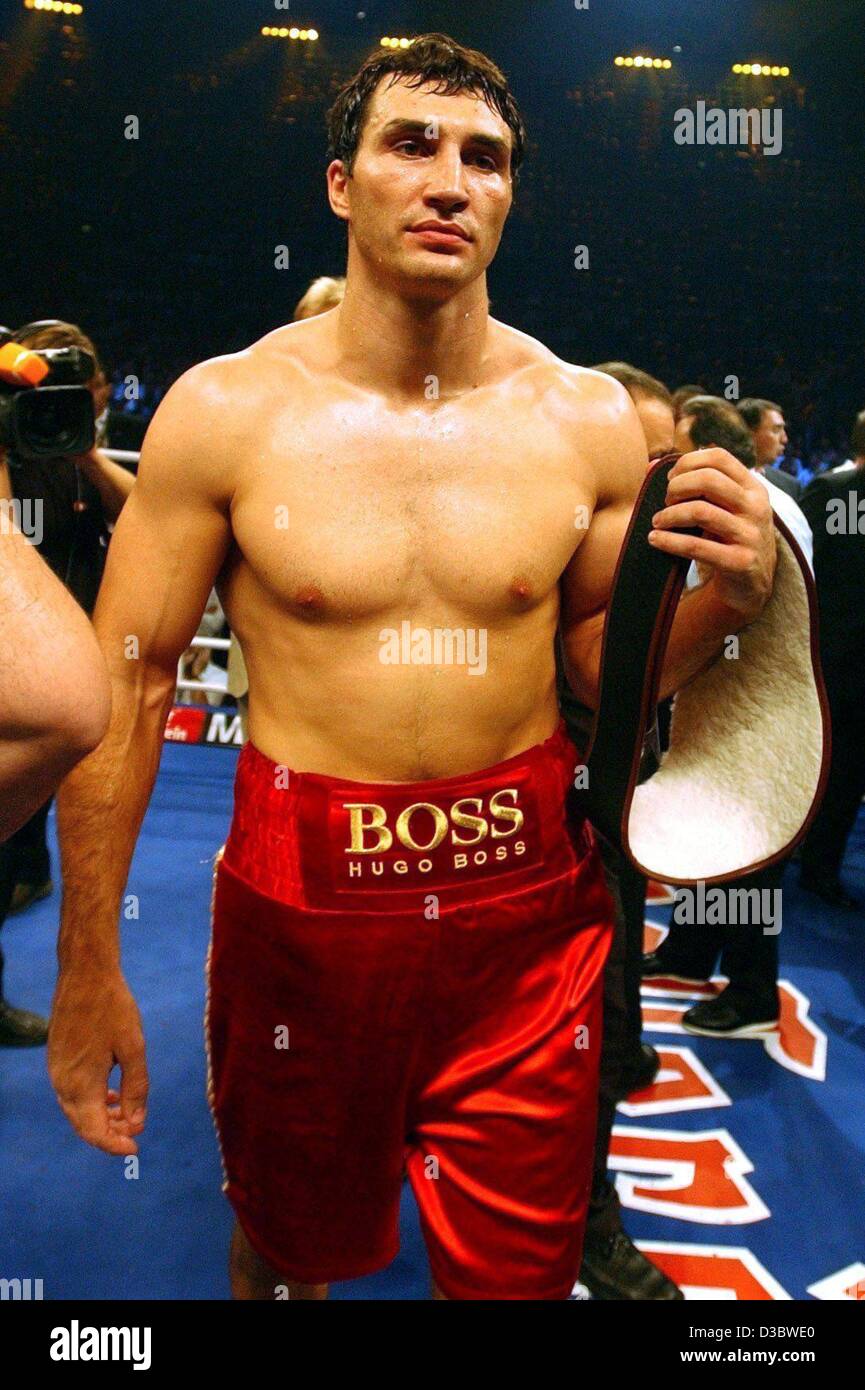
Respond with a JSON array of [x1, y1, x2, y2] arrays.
[[647, 447, 777, 622], [48, 967, 148, 1156]]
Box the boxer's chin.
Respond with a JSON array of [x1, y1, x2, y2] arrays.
[[405, 244, 471, 271], [395, 252, 475, 297]]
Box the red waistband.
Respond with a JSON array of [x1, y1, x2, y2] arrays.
[[221, 722, 591, 911]]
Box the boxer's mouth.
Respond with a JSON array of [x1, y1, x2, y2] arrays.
[[409, 221, 471, 244]]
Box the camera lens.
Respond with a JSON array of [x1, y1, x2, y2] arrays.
[[16, 387, 91, 457]]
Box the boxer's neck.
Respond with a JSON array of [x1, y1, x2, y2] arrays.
[[333, 264, 492, 403]]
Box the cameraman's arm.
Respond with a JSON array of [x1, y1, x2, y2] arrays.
[[0, 514, 110, 842], [50, 360, 238, 1152], [72, 445, 135, 521]]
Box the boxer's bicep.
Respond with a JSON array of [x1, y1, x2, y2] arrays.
[[558, 378, 646, 707], [92, 364, 236, 682], [559, 498, 634, 707]]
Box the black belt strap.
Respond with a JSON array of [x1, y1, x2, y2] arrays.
[[567, 451, 697, 854]]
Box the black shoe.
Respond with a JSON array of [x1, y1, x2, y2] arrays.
[[681, 988, 778, 1038], [642, 950, 714, 985], [8, 878, 53, 916], [0, 998, 49, 1047], [800, 873, 859, 910], [580, 1229, 684, 1300], [617, 1044, 661, 1099]]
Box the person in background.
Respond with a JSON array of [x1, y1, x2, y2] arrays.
[[593, 362, 675, 458], [292, 276, 347, 322], [569, 361, 679, 1300], [671, 383, 709, 423], [798, 409, 865, 908], [680, 397, 812, 565], [0, 319, 133, 1043], [178, 643, 228, 706], [643, 396, 813, 1036], [0, 525, 110, 1042], [738, 397, 802, 501]]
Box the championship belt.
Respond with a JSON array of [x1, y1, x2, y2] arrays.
[[569, 452, 831, 885]]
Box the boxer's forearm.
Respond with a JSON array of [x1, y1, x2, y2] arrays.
[[656, 581, 752, 700], [564, 580, 752, 709], [55, 669, 176, 973]]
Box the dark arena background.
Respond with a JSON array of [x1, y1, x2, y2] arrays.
[[1, 0, 863, 463], [1, 0, 864, 1330]]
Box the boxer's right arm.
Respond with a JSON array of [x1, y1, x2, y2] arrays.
[[49, 359, 239, 1155]]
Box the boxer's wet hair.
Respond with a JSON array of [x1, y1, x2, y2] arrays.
[[593, 361, 672, 405], [326, 32, 527, 182], [681, 395, 757, 469]]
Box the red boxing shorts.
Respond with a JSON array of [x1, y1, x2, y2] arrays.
[[206, 723, 614, 1300]]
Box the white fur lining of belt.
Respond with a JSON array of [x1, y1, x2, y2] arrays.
[[627, 515, 829, 883]]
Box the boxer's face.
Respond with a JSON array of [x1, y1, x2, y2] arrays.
[[329, 77, 514, 298]]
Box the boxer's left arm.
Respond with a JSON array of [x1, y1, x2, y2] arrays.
[[560, 376, 777, 709]]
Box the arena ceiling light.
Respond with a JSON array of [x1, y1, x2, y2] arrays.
[[261, 25, 319, 41], [24, 0, 84, 11], [732, 62, 790, 77], [614, 55, 673, 70], [381, 37, 415, 49]]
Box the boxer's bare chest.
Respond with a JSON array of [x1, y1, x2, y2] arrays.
[[228, 382, 594, 624]]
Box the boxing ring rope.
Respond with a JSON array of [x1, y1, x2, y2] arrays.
[[177, 637, 231, 697], [105, 447, 231, 702], [103, 448, 141, 465]]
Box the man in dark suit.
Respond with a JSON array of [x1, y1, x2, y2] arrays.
[[738, 397, 803, 500], [564, 362, 681, 1300], [798, 412, 865, 908]]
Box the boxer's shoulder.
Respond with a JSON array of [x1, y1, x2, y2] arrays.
[[489, 323, 646, 499], [137, 345, 281, 505], [489, 321, 636, 421], [156, 321, 321, 420]]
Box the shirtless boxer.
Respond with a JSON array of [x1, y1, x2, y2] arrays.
[[47, 34, 775, 1300]]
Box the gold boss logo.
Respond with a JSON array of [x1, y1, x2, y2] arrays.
[[343, 789, 524, 854]]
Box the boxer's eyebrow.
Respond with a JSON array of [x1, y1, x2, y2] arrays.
[[379, 118, 431, 143], [380, 118, 509, 161]]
